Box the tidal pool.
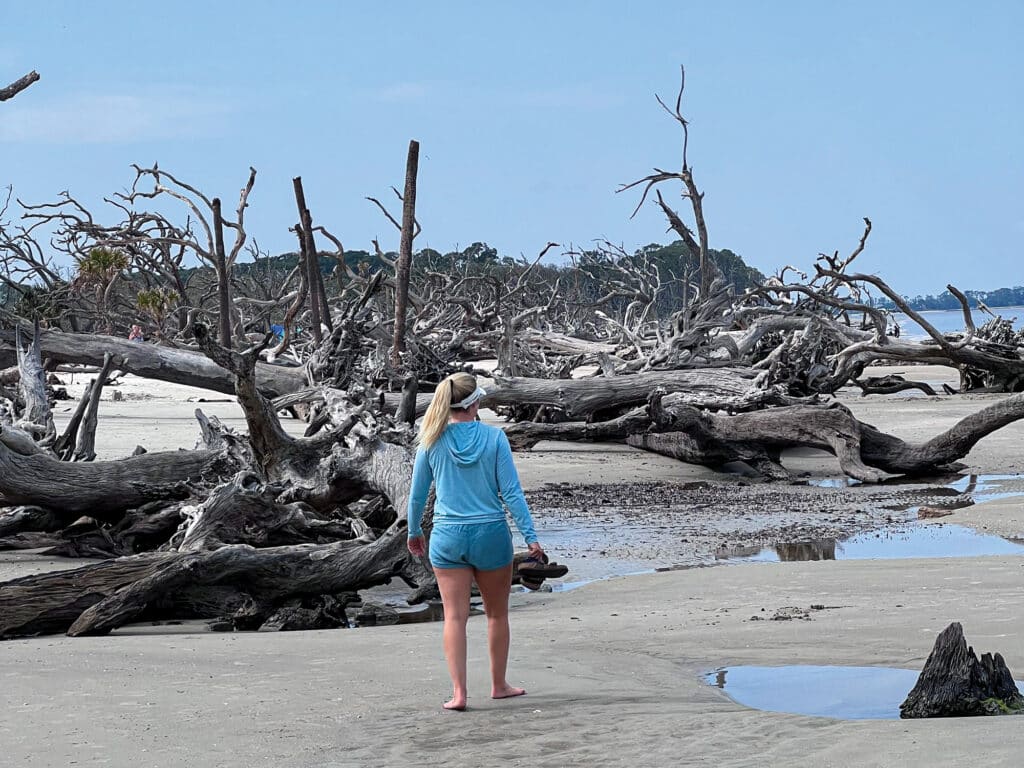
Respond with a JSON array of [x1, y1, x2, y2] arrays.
[[707, 664, 1024, 720], [716, 523, 1024, 563], [707, 665, 921, 719]]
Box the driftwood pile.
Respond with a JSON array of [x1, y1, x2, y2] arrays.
[[3, 68, 1024, 640]]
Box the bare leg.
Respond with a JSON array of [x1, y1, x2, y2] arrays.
[[475, 563, 526, 699], [435, 566, 474, 710]]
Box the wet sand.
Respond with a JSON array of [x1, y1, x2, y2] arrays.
[[5, 364, 1024, 766]]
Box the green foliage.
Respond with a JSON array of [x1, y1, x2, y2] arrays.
[[233, 241, 765, 297], [9, 283, 65, 324], [75, 247, 129, 281], [873, 286, 1024, 311], [981, 696, 1024, 715], [136, 288, 178, 322]]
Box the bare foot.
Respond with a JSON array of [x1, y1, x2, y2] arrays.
[[491, 683, 526, 699], [443, 696, 467, 711]]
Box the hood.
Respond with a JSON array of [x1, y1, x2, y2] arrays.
[[441, 422, 490, 466]]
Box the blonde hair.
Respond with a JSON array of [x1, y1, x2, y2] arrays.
[[418, 372, 478, 448]]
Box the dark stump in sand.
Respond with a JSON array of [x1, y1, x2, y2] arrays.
[[900, 622, 1024, 718]]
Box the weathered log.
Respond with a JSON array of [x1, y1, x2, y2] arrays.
[[0, 328, 305, 398], [66, 529, 409, 636], [109, 501, 192, 553], [259, 595, 352, 631], [502, 386, 812, 450], [900, 622, 1024, 718], [487, 368, 757, 419], [0, 532, 67, 551], [0, 428, 232, 518], [627, 391, 1024, 480], [176, 472, 354, 552], [857, 390, 1024, 475], [0, 552, 175, 638], [854, 375, 937, 397], [0, 521, 412, 639], [629, 402, 891, 481], [0, 505, 65, 537], [40, 519, 127, 559], [505, 405, 654, 451], [14, 324, 54, 441], [275, 369, 807, 425]]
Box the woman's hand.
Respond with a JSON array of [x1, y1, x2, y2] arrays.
[[407, 535, 426, 558], [527, 541, 546, 561]]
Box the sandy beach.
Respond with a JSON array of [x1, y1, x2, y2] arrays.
[[5, 365, 1024, 767]]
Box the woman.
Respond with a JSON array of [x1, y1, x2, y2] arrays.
[[407, 372, 544, 711]]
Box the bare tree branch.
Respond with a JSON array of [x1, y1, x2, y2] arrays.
[[0, 71, 40, 102]]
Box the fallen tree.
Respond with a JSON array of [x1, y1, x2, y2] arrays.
[[506, 388, 1024, 481], [0, 327, 305, 399]]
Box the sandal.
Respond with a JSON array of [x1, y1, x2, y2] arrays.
[[516, 553, 569, 590]]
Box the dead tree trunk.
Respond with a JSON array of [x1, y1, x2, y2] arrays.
[[15, 323, 54, 442], [72, 352, 115, 462], [212, 197, 233, 348], [392, 139, 420, 369], [293, 177, 323, 344], [901, 622, 1024, 718], [0, 327, 306, 398]]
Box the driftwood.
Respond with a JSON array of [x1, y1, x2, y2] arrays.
[[14, 324, 54, 442], [8, 69, 1022, 645], [485, 368, 790, 420], [0, 425, 232, 519], [0, 506, 65, 539], [0, 321, 432, 639], [631, 392, 1024, 481], [0, 71, 40, 102], [0, 502, 410, 639], [900, 622, 1024, 718], [0, 328, 305, 399], [853, 375, 937, 398], [505, 385, 1024, 482], [72, 352, 116, 462]]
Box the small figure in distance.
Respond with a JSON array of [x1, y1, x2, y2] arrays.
[[407, 372, 544, 712], [128, 324, 144, 342]]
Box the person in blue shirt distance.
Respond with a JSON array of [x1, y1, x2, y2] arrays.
[[407, 372, 545, 712]]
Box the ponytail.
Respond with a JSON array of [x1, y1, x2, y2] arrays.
[[419, 379, 454, 449], [417, 372, 479, 449]]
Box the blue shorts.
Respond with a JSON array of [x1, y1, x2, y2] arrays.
[[429, 520, 513, 571]]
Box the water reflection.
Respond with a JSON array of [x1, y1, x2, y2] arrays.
[[709, 664, 1024, 720], [717, 524, 1024, 563], [774, 540, 837, 561]]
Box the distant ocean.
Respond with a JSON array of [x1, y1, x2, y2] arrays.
[[890, 307, 1024, 341]]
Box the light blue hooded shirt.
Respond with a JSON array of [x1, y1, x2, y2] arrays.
[[406, 421, 538, 544]]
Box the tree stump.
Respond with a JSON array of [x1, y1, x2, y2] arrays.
[[900, 622, 1024, 718]]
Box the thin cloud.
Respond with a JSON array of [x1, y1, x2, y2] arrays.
[[368, 80, 622, 111], [0, 88, 235, 143], [510, 83, 625, 110], [371, 81, 434, 104]]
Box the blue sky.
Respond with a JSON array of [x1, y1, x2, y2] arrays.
[[2, 1, 1021, 295]]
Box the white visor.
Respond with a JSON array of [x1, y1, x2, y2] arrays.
[[453, 386, 487, 409]]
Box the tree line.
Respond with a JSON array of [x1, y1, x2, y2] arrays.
[[873, 286, 1024, 312]]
